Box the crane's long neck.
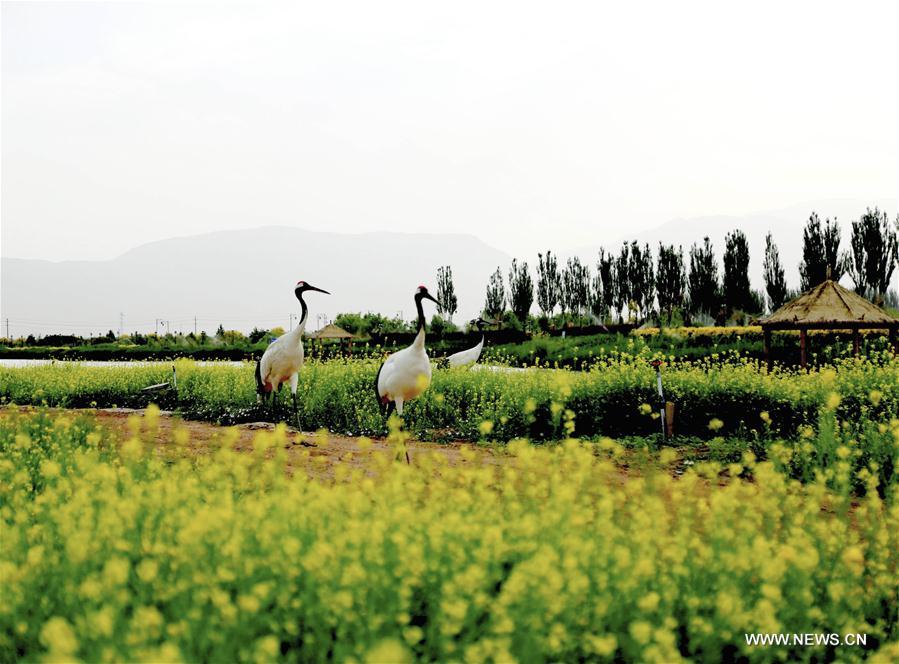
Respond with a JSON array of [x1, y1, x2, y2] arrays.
[[297, 294, 309, 331], [413, 294, 426, 349], [285, 292, 308, 344]]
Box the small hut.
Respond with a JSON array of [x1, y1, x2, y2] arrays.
[[306, 324, 357, 354], [758, 280, 899, 369]]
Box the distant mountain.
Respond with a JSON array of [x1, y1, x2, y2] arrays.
[[568, 199, 898, 293], [1, 227, 511, 336]]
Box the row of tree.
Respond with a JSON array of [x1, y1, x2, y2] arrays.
[[435, 207, 898, 326]]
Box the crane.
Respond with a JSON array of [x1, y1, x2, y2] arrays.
[[374, 285, 441, 422], [445, 317, 492, 368], [255, 280, 329, 430]]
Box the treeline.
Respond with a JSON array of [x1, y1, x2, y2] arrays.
[[438, 207, 898, 328], [1, 325, 281, 350]]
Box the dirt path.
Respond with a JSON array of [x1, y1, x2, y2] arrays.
[[2, 407, 721, 499], [4, 407, 510, 479]]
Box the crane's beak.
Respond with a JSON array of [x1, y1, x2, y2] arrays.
[[423, 292, 441, 307], [307, 286, 330, 295]]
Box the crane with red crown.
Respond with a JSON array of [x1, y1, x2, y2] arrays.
[[374, 285, 442, 421], [255, 280, 329, 430]]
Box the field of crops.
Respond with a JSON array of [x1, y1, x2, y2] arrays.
[[1, 404, 898, 662], [2, 355, 899, 662]]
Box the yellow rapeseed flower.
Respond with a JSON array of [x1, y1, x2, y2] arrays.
[[630, 620, 653, 645], [40, 617, 78, 657], [365, 638, 412, 664]]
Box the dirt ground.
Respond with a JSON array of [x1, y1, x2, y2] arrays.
[[2, 407, 733, 500], [3, 406, 513, 480]]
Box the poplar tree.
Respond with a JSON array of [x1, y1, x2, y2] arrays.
[[562, 256, 590, 315], [536, 251, 561, 316], [614, 243, 631, 322], [596, 249, 616, 322], [799, 212, 843, 290], [846, 207, 898, 304], [484, 267, 506, 318], [656, 243, 686, 323], [723, 229, 752, 314], [763, 233, 788, 312], [436, 266, 458, 320], [688, 237, 719, 317], [507, 259, 534, 323], [628, 242, 655, 321]]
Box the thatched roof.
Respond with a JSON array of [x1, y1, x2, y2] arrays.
[[759, 280, 899, 329], [307, 324, 356, 339]]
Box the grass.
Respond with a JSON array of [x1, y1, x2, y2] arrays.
[[485, 328, 897, 370], [2, 355, 897, 441]]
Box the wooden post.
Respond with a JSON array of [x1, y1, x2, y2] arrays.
[[665, 401, 675, 438], [852, 328, 860, 357], [763, 328, 772, 372], [799, 328, 808, 369]]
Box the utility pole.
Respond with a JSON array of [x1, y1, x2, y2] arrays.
[[289, 313, 297, 331], [5, 318, 9, 340], [119, 312, 124, 337], [194, 316, 197, 335], [155, 318, 161, 336]]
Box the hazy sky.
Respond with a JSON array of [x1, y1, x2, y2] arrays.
[[2, 1, 898, 262]]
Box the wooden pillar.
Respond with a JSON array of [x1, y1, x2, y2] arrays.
[[852, 328, 860, 357], [763, 328, 772, 372], [799, 328, 808, 369]]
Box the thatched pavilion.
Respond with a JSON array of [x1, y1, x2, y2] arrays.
[[308, 324, 355, 341], [306, 324, 357, 353], [758, 280, 899, 369]]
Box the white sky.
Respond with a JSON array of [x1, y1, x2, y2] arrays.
[[2, 1, 898, 262]]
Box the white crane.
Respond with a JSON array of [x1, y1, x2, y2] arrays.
[[446, 317, 492, 368], [255, 280, 329, 429], [375, 285, 442, 421]]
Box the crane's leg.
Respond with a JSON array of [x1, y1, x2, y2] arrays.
[[254, 360, 265, 405], [392, 398, 411, 464], [289, 374, 300, 431], [270, 383, 278, 420]]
